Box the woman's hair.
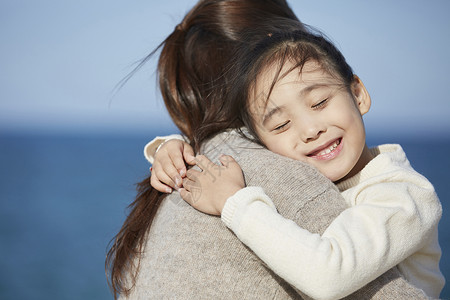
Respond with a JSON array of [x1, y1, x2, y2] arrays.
[[227, 29, 355, 143], [105, 1, 306, 298]]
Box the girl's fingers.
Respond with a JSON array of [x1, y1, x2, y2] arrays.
[[192, 155, 214, 171], [219, 155, 241, 172], [163, 163, 183, 188], [219, 154, 236, 166], [182, 177, 196, 191], [179, 188, 193, 204], [183, 144, 196, 166], [153, 168, 178, 191], [185, 168, 202, 180], [150, 175, 173, 193], [168, 149, 188, 179]]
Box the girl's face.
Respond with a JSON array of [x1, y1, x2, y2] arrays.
[[249, 60, 372, 182]]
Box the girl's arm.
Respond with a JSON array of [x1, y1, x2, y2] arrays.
[[222, 185, 440, 299], [143, 134, 185, 164], [181, 155, 442, 299]]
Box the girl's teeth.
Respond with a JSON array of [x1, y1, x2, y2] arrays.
[[318, 140, 340, 156]]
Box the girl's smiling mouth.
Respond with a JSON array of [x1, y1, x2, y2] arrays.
[[307, 138, 342, 160]]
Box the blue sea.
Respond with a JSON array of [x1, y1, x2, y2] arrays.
[[0, 131, 449, 299]]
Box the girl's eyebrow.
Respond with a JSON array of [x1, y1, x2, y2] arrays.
[[299, 83, 329, 96], [262, 105, 283, 126]]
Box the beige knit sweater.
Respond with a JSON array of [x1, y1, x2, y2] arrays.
[[122, 130, 430, 299]]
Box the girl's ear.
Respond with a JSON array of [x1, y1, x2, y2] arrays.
[[351, 75, 371, 116]]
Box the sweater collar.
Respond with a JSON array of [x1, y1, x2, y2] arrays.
[[336, 144, 405, 192]]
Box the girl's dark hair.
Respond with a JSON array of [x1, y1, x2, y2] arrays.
[[105, 1, 305, 298], [227, 29, 355, 143]]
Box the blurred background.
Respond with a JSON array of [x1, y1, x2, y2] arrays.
[[1, 0, 449, 299]]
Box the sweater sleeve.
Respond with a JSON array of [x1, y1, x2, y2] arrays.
[[221, 182, 441, 300], [143, 134, 184, 164]]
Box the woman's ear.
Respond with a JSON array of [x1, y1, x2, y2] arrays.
[[351, 75, 371, 116]]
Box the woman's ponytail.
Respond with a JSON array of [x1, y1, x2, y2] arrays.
[[105, 176, 165, 299]]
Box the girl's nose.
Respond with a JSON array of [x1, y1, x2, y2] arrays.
[[299, 118, 326, 143]]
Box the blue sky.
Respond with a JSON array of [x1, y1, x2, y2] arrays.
[[1, 0, 449, 137]]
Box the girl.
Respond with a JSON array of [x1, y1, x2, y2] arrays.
[[151, 30, 444, 298], [108, 0, 434, 298]]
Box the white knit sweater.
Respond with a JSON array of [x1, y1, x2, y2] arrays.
[[221, 144, 445, 299]]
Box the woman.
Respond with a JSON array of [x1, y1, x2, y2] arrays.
[[106, 1, 430, 299]]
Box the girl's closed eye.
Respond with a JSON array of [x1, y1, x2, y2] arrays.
[[272, 120, 290, 132], [312, 98, 329, 110]]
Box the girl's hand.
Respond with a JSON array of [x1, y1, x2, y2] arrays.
[[150, 140, 195, 193], [180, 155, 245, 215]]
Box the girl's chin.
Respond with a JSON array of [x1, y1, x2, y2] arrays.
[[320, 168, 348, 182]]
